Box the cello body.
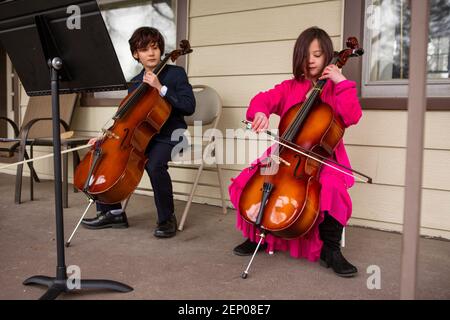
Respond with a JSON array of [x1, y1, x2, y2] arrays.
[[239, 100, 345, 238], [74, 88, 171, 204], [73, 40, 193, 204]]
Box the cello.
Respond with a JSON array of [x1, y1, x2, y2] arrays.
[[238, 37, 370, 278], [73, 40, 193, 204]]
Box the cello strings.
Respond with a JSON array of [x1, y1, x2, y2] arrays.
[[278, 56, 339, 157], [282, 55, 339, 142]]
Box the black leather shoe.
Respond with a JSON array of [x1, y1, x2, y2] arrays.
[[81, 211, 129, 229], [233, 239, 267, 256], [320, 246, 358, 277], [81, 211, 104, 223], [154, 215, 177, 238]]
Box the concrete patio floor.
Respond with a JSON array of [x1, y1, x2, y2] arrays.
[[0, 173, 449, 300]]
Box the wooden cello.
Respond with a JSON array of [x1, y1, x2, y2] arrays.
[[73, 40, 193, 204], [238, 38, 366, 241]]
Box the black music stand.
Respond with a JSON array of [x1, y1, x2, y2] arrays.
[[0, 0, 133, 299]]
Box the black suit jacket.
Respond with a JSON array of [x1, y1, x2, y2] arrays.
[[129, 65, 196, 145]]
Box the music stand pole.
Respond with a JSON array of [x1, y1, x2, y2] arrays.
[[23, 57, 133, 300]]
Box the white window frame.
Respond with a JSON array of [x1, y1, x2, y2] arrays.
[[361, 0, 450, 98]]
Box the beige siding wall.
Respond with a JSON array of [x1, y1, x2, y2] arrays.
[[347, 111, 450, 238], [2, 0, 449, 239]]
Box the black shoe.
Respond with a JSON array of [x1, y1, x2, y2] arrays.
[[319, 212, 357, 277], [154, 215, 177, 238], [81, 211, 104, 223], [319, 246, 358, 277], [81, 211, 129, 229], [233, 239, 267, 256]]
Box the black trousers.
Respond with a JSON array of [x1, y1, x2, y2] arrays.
[[96, 139, 175, 223]]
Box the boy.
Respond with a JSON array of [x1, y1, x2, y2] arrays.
[[82, 27, 195, 238]]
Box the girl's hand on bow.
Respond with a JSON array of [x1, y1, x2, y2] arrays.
[[252, 112, 269, 133]]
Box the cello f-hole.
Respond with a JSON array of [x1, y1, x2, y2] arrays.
[[120, 128, 130, 149]]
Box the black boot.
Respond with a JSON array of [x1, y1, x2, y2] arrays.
[[233, 239, 267, 256], [154, 215, 177, 238], [319, 212, 357, 277], [81, 211, 129, 229]]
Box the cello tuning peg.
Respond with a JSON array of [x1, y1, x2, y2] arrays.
[[351, 48, 364, 57]]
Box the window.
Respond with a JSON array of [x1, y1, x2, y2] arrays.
[[83, 0, 182, 104], [98, 0, 176, 82], [362, 0, 450, 98], [428, 34, 449, 79]]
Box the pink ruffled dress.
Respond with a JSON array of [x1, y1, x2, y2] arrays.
[[228, 78, 362, 261]]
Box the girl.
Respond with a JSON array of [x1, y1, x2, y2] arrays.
[[228, 27, 362, 277]]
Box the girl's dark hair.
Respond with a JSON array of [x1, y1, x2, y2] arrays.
[[292, 27, 334, 80], [129, 27, 165, 61]]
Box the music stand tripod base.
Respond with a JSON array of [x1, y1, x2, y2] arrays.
[[23, 274, 133, 300], [0, 1, 132, 299], [22, 58, 133, 300]]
